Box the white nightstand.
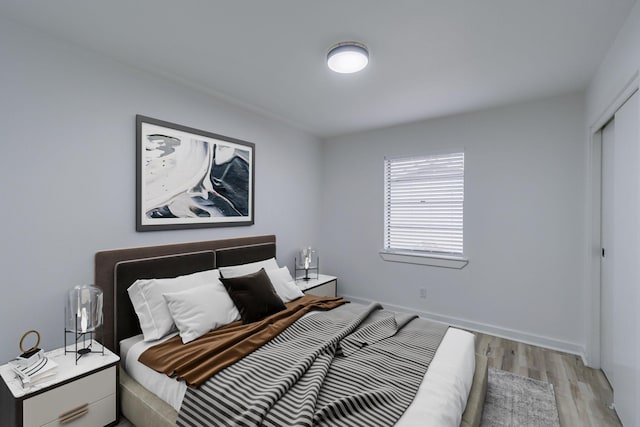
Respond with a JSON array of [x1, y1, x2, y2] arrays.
[[296, 274, 338, 297], [0, 341, 119, 427]]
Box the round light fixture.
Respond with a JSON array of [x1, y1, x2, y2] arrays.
[[327, 42, 369, 74]]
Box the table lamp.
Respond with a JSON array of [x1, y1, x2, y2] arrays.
[[64, 284, 104, 363], [295, 246, 319, 281]]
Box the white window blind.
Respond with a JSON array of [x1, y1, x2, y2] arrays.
[[384, 152, 464, 256]]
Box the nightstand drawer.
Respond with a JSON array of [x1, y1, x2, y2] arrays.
[[304, 280, 337, 297], [23, 366, 115, 427], [41, 394, 115, 427]]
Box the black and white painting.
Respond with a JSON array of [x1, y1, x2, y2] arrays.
[[136, 115, 254, 231]]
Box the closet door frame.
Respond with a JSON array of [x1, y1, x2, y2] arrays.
[[599, 118, 614, 385]]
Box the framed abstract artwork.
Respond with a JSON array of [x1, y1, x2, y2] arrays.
[[136, 115, 255, 231]]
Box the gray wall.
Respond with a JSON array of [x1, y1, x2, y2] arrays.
[[319, 92, 586, 356], [0, 19, 322, 362], [0, 15, 592, 365]]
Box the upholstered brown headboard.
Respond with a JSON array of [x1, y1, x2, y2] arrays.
[[94, 235, 276, 352]]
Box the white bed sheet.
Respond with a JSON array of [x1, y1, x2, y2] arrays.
[[121, 322, 475, 425], [121, 332, 187, 411], [396, 327, 476, 427]]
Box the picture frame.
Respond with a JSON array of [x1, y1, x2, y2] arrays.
[[136, 115, 255, 231]]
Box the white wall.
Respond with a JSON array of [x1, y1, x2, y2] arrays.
[[319, 92, 586, 356], [587, 1, 640, 126], [0, 18, 322, 363]]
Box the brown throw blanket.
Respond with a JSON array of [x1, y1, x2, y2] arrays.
[[139, 294, 347, 387]]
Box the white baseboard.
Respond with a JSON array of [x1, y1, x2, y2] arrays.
[[341, 293, 587, 364]]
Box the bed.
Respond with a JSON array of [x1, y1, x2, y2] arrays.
[[95, 235, 487, 427]]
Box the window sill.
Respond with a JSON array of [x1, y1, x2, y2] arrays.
[[379, 250, 469, 269]]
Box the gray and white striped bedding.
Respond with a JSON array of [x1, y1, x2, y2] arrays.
[[176, 302, 448, 427]]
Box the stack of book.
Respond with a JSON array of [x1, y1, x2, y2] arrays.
[[9, 348, 58, 387]]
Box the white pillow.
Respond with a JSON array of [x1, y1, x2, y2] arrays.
[[218, 257, 280, 278], [163, 284, 240, 344], [266, 267, 304, 303], [127, 268, 221, 341]]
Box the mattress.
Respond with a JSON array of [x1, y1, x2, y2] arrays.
[[121, 316, 476, 426]]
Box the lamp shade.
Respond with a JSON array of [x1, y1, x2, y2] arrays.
[[297, 247, 318, 269], [327, 42, 369, 74], [65, 284, 103, 333]]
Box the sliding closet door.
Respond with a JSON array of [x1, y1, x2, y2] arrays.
[[600, 90, 639, 427]]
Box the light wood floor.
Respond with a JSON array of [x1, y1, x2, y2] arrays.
[[475, 332, 621, 426]]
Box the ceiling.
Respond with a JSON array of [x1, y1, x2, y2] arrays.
[[1, 1, 636, 138]]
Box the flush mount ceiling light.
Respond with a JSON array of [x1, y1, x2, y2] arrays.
[[327, 41, 369, 74]]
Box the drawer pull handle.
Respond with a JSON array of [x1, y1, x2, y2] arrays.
[[60, 409, 89, 424], [59, 403, 89, 424]]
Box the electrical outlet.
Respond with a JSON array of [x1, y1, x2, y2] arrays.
[[419, 288, 427, 299]]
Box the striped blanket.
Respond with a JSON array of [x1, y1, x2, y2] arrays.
[[177, 302, 448, 427]]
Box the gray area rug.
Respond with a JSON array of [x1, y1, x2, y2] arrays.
[[481, 368, 561, 427]]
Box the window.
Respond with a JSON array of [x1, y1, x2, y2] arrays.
[[383, 152, 465, 265]]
